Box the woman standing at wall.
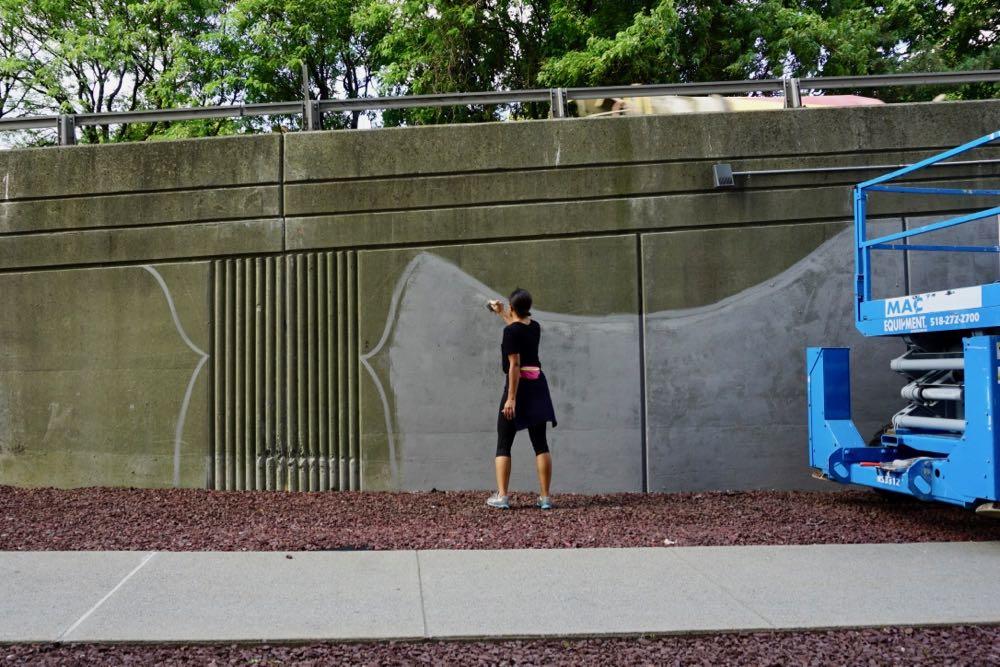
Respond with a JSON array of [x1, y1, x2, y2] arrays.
[[486, 289, 557, 509]]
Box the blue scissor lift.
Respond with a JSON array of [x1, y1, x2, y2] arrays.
[[808, 130, 1000, 514]]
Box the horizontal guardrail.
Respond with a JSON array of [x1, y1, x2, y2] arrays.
[[0, 69, 997, 146], [0, 115, 60, 131], [319, 89, 552, 111], [800, 70, 1000, 89], [74, 102, 305, 126]]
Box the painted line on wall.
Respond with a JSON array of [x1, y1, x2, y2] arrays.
[[57, 551, 158, 641], [361, 251, 645, 490], [142, 265, 211, 488], [358, 256, 425, 485]]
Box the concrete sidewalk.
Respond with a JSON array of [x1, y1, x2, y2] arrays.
[[3, 542, 1000, 643]]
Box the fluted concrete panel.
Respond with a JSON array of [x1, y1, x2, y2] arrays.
[[211, 253, 359, 490]]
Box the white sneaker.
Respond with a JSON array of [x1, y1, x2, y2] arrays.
[[536, 496, 553, 510], [486, 493, 510, 509]]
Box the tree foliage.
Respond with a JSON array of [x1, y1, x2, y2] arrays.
[[367, 0, 555, 124], [208, 0, 388, 129], [0, 0, 226, 142], [0, 0, 996, 142], [538, 0, 999, 88]]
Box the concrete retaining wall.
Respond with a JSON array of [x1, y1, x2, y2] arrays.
[[1, 100, 998, 491]]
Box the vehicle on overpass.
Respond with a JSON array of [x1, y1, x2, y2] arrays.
[[576, 93, 883, 117]]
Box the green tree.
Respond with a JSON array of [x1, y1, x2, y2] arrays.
[[1, 0, 225, 143], [0, 7, 38, 120], [209, 0, 388, 129], [368, 0, 558, 125], [1, 0, 996, 143], [538, 0, 683, 86], [537, 0, 998, 101]]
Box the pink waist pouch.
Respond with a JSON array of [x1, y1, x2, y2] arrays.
[[520, 369, 541, 380]]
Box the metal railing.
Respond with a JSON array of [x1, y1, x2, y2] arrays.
[[1, 69, 997, 146], [851, 130, 1000, 335]]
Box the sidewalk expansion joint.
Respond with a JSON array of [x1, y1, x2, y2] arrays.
[[670, 548, 777, 629], [415, 551, 429, 638], [56, 551, 158, 642]]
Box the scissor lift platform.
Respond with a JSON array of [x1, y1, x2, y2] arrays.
[[808, 130, 1000, 511]]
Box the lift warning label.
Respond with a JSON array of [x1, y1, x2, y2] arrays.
[[882, 286, 982, 332]]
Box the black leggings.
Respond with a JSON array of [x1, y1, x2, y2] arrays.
[[496, 416, 549, 457]]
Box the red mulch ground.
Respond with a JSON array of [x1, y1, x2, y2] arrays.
[[1, 486, 998, 551], [4, 626, 999, 665]]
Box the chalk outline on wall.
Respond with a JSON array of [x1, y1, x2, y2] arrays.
[[359, 257, 424, 485], [360, 251, 643, 488], [360, 231, 852, 490], [142, 265, 210, 487]]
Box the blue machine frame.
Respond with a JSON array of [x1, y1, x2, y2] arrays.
[[854, 130, 1000, 338], [808, 130, 1000, 508]]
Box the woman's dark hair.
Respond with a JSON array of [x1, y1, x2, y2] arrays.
[[509, 288, 532, 317]]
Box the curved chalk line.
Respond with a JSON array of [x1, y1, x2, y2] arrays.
[[364, 255, 423, 359], [359, 255, 425, 485], [141, 265, 210, 488], [359, 253, 639, 486], [647, 229, 850, 326]]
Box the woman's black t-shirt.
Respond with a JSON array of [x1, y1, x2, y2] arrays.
[[501, 320, 541, 374]]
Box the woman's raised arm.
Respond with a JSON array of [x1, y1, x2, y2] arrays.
[[489, 299, 519, 325]]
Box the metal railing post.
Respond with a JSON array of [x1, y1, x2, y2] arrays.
[[303, 100, 322, 131], [549, 87, 567, 118], [57, 114, 76, 145], [783, 77, 802, 108], [301, 62, 322, 131]]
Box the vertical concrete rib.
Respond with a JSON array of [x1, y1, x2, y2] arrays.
[[326, 253, 338, 491], [317, 253, 330, 491], [285, 254, 297, 491], [296, 255, 307, 491], [337, 252, 349, 490], [264, 257, 275, 491], [306, 253, 318, 490], [244, 259, 255, 489], [224, 259, 236, 491], [234, 260, 245, 490], [254, 258, 265, 490], [212, 261, 224, 490], [275, 257, 286, 491], [348, 251, 360, 490]]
